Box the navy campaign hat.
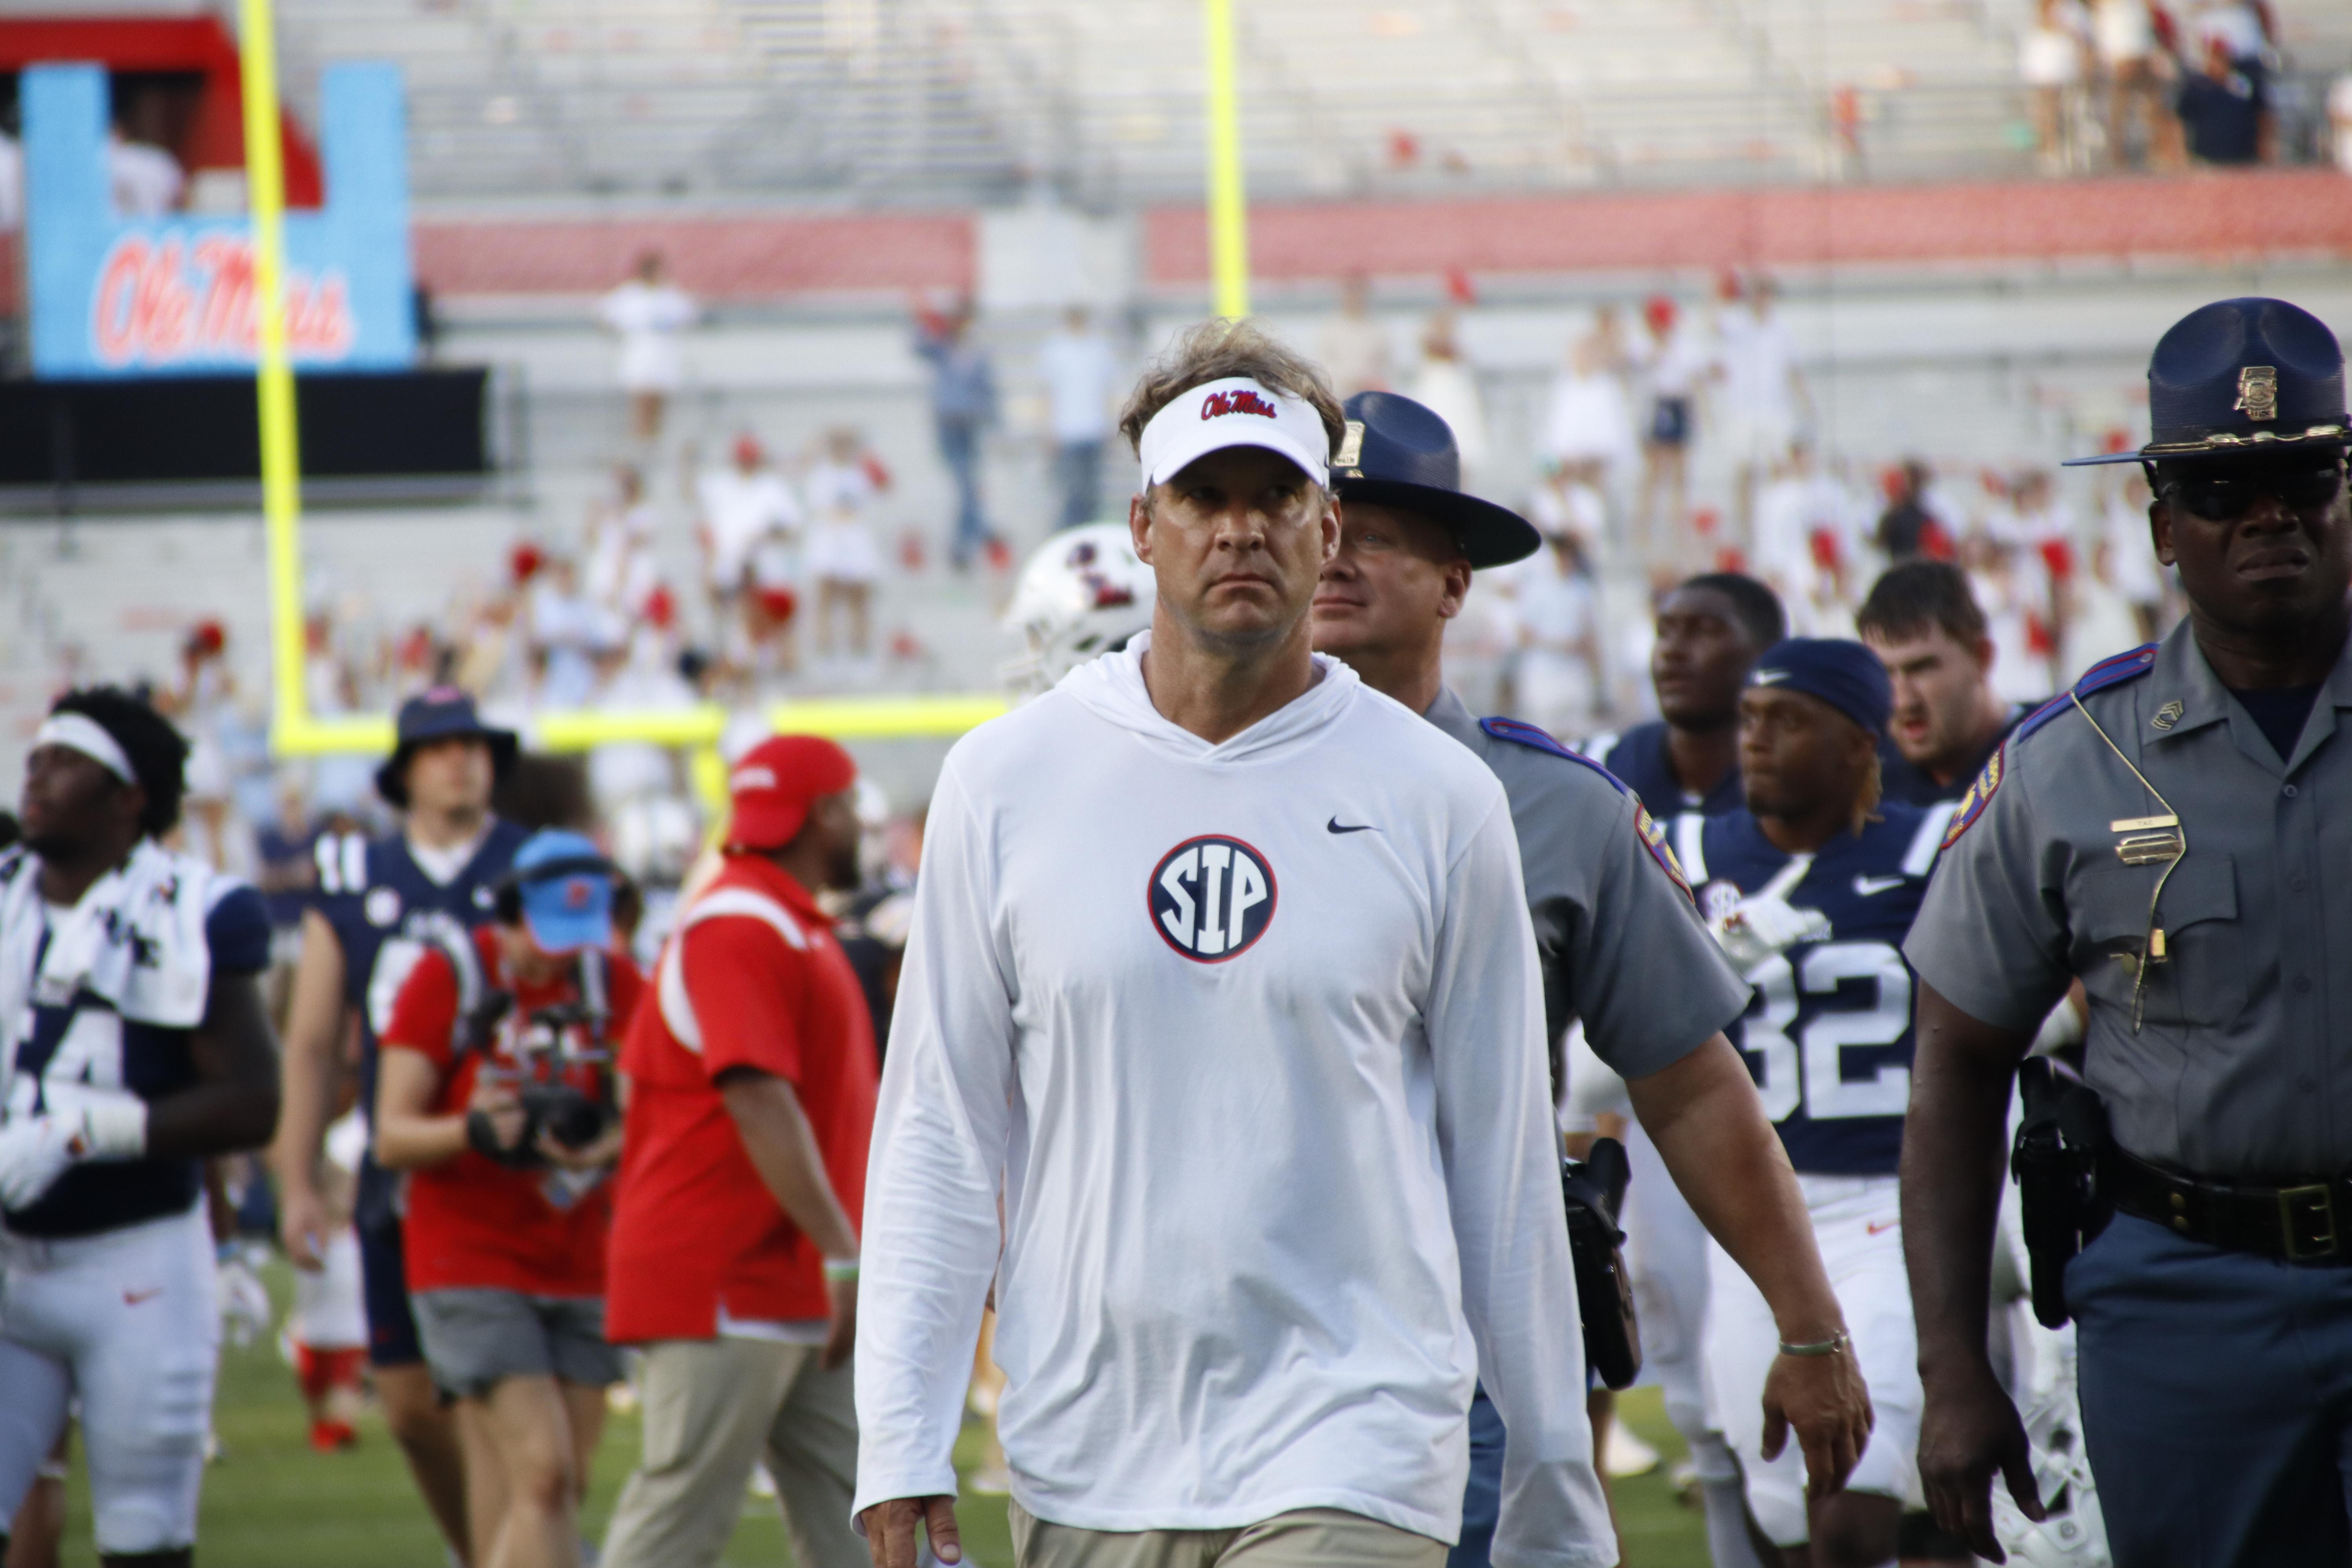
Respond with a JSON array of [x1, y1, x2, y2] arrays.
[[376, 686, 519, 808], [1750, 638, 1892, 737], [2066, 297, 2350, 467], [1333, 391, 1542, 568]]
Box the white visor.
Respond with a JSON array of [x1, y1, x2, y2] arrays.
[[34, 713, 137, 785], [1137, 376, 1330, 491]]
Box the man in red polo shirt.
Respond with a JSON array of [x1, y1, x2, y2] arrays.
[[600, 735, 879, 1568]]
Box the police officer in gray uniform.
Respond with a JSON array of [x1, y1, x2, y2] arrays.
[[1902, 296, 2352, 1564], [1312, 390, 1874, 1568]]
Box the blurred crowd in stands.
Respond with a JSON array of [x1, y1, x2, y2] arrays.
[[2017, 0, 2352, 172], [1304, 267, 2182, 750], [123, 257, 2186, 997]]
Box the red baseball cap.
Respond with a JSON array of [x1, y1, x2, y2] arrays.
[[726, 734, 858, 850]]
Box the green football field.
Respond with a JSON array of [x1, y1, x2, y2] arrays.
[[43, 1263, 1710, 1566]]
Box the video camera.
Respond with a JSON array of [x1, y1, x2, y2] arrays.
[[459, 949, 620, 1170]]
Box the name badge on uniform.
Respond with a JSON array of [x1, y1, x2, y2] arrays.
[[2111, 814, 2183, 866]]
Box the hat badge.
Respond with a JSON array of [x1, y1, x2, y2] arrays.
[[2235, 366, 2279, 423], [1333, 421, 1366, 474]]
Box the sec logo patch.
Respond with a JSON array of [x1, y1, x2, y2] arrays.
[[1149, 835, 1276, 962], [364, 886, 403, 928]]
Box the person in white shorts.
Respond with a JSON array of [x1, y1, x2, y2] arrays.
[[856, 320, 1606, 1568], [801, 426, 886, 664], [1711, 275, 1807, 540], [697, 434, 803, 606], [1684, 640, 1945, 1566], [600, 250, 695, 443], [0, 688, 282, 1567]]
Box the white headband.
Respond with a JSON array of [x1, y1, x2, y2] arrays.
[[1137, 376, 1330, 491], [34, 713, 138, 785]]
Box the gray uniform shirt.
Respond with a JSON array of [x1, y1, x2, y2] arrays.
[[1908, 621, 2352, 1180], [1426, 688, 1750, 1082]]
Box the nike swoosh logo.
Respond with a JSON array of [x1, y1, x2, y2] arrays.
[[123, 1288, 163, 1306], [1327, 818, 1378, 835], [1854, 875, 1906, 897], [1866, 1220, 1898, 1236]]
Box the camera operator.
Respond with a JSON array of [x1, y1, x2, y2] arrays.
[[374, 829, 645, 1568]]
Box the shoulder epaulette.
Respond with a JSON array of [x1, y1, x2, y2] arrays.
[[1479, 717, 1631, 795], [1943, 644, 2158, 850], [2014, 644, 2158, 743], [1479, 717, 1692, 899]]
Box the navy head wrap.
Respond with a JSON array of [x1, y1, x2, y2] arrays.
[[1749, 638, 1893, 736]]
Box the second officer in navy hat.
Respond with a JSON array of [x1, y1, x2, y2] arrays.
[[1311, 390, 1873, 1568], [1904, 297, 2352, 1563]]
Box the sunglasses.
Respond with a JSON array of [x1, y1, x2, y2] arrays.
[[2161, 460, 2345, 521]]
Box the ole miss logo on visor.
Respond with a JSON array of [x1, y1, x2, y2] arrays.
[[1200, 388, 1278, 421], [1149, 835, 1277, 962]]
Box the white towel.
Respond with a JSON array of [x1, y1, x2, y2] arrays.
[[0, 841, 234, 1093]]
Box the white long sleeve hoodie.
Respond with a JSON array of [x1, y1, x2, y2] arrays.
[[853, 638, 1612, 1566]]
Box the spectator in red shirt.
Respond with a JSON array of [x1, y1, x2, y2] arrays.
[[374, 830, 644, 1568], [599, 735, 879, 1568]]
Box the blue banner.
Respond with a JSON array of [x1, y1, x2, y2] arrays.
[[24, 61, 415, 378]]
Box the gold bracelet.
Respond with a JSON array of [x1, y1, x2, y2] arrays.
[[1777, 1330, 1850, 1358]]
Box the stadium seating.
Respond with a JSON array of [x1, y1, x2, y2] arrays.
[[272, 0, 2352, 206], [7, 0, 2351, 785]]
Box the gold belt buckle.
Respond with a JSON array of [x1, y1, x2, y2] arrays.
[[2278, 1184, 2339, 1260]]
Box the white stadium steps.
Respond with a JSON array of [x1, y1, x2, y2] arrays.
[[267, 0, 2352, 207]]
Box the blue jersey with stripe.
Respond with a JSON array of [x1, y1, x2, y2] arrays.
[[1688, 803, 1950, 1175], [309, 820, 526, 1113], [1, 859, 272, 1238], [1584, 720, 1745, 825]]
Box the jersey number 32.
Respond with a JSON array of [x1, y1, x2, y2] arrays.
[[1739, 941, 1911, 1123]]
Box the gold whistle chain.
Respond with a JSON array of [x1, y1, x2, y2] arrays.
[[2069, 692, 2183, 1032]]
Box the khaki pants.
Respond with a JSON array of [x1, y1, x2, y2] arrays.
[[1009, 1502, 1447, 1568], [599, 1336, 862, 1568]]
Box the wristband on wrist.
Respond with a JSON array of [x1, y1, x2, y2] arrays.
[[822, 1257, 860, 1282], [71, 1098, 148, 1161], [1777, 1329, 1851, 1358]]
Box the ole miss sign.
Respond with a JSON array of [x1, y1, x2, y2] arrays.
[[90, 235, 355, 368], [21, 62, 413, 377]]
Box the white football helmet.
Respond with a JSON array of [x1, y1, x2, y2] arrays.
[[1000, 522, 1156, 697], [1993, 1333, 2111, 1567]]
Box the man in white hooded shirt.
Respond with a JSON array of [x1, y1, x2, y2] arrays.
[[856, 319, 1606, 1568]]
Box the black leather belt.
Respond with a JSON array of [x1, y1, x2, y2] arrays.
[[2103, 1148, 2352, 1265]]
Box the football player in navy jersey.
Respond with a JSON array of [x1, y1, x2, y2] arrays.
[[0, 688, 280, 1568], [1584, 572, 1786, 829], [1681, 640, 1948, 1568], [270, 689, 526, 1566]]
